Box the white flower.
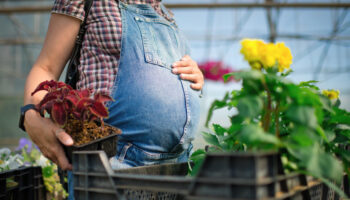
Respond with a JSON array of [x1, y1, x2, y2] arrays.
[[36, 154, 49, 167], [0, 148, 11, 160], [6, 155, 24, 170]]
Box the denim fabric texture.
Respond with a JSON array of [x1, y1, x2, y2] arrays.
[[68, 2, 200, 199]]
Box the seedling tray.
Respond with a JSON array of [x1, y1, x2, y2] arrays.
[[64, 124, 121, 163]]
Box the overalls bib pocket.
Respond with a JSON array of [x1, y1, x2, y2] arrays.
[[134, 16, 182, 69]]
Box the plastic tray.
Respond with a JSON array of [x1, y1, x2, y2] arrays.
[[63, 124, 121, 163]]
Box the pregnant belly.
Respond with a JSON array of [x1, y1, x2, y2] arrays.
[[105, 64, 188, 152]]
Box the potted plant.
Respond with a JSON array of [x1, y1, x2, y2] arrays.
[[190, 39, 350, 198], [31, 80, 121, 162]]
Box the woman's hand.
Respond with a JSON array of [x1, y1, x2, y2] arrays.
[[172, 55, 204, 90], [24, 109, 73, 170]]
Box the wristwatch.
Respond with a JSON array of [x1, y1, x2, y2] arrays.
[[19, 104, 36, 132]]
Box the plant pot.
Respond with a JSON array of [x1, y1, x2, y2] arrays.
[[63, 123, 121, 163]]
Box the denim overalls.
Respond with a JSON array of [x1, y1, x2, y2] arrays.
[[105, 2, 200, 168], [67, 2, 200, 199]]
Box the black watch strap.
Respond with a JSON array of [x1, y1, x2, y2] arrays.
[[19, 104, 36, 132]]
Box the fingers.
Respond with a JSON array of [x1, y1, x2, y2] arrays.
[[172, 59, 192, 69], [172, 66, 193, 75], [53, 127, 73, 170], [55, 128, 73, 146], [178, 73, 196, 82], [191, 83, 202, 90], [55, 146, 73, 170], [172, 55, 204, 91], [38, 140, 72, 170]]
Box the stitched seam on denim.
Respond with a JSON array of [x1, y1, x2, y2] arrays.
[[118, 143, 132, 162], [135, 16, 174, 69], [180, 81, 190, 144]]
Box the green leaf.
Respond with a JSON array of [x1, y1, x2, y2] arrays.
[[232, 70, 265, 94], [281, 69, 293, 77], [42, 166, 54, 178], [330, 113, 350, 126], [335, 147, 350, 163], [298, 80, 319, 90], [332, 131, 350, 144], [21, 148, 30, 162], [315, 126, 329, 142], [237, 96, 263, 118], [324, 130, 336, 142], [229, 70, 264, 81], [223, 73, 235, 82], [189, 149, 206, 176], [212, 124, 227, 136], [288, 127, 316, 147], [319, 95, 333, 113], [190, 149, 206, 162], [287, 84, 321, 107], [205, 92, 230, 127], [202, 132, 221, 148], [230, 115, 244, 125], [238, 124, 280, 150], [286, 106, 318, 129], [288, 144, 343, 184], [189, 158, 204, 176]]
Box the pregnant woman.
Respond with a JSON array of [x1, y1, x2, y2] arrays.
[[21, 0, 203, 198]]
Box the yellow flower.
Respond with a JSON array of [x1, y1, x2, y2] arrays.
[[275, 42, 293, 72], [260, 43, 277, 68], [322, 89, 340, 100], [240, 39, 293, 72], [240, 39, 264, 63]]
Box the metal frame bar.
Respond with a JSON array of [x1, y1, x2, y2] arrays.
[[1, 3, 350, 14]]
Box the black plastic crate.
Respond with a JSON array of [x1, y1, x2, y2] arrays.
[[0, 166, 46, 200], [71, 151, 348, 200], [72, 151, 190, 200], [32, 166, 46, 200], [187, 152, 278, 199]]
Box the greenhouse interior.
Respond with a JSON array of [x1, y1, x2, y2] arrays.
[[1, 0, 350, 199]]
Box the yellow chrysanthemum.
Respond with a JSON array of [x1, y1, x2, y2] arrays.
[[260, 43, 277, 68], [275, 42, 293, 72], [240, 39, 293, 72], [240, 39, 264, 63], [322, 89, 340, 100]]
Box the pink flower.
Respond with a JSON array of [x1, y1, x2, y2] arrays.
[[198, 61, 236, 82]]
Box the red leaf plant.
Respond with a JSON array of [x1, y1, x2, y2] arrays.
[[32, 80, 113, 129]]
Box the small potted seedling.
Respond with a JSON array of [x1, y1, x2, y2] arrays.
[[32, 80, 121, 162]]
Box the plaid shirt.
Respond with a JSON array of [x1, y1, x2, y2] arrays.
[[52, 0, 174, 94]]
